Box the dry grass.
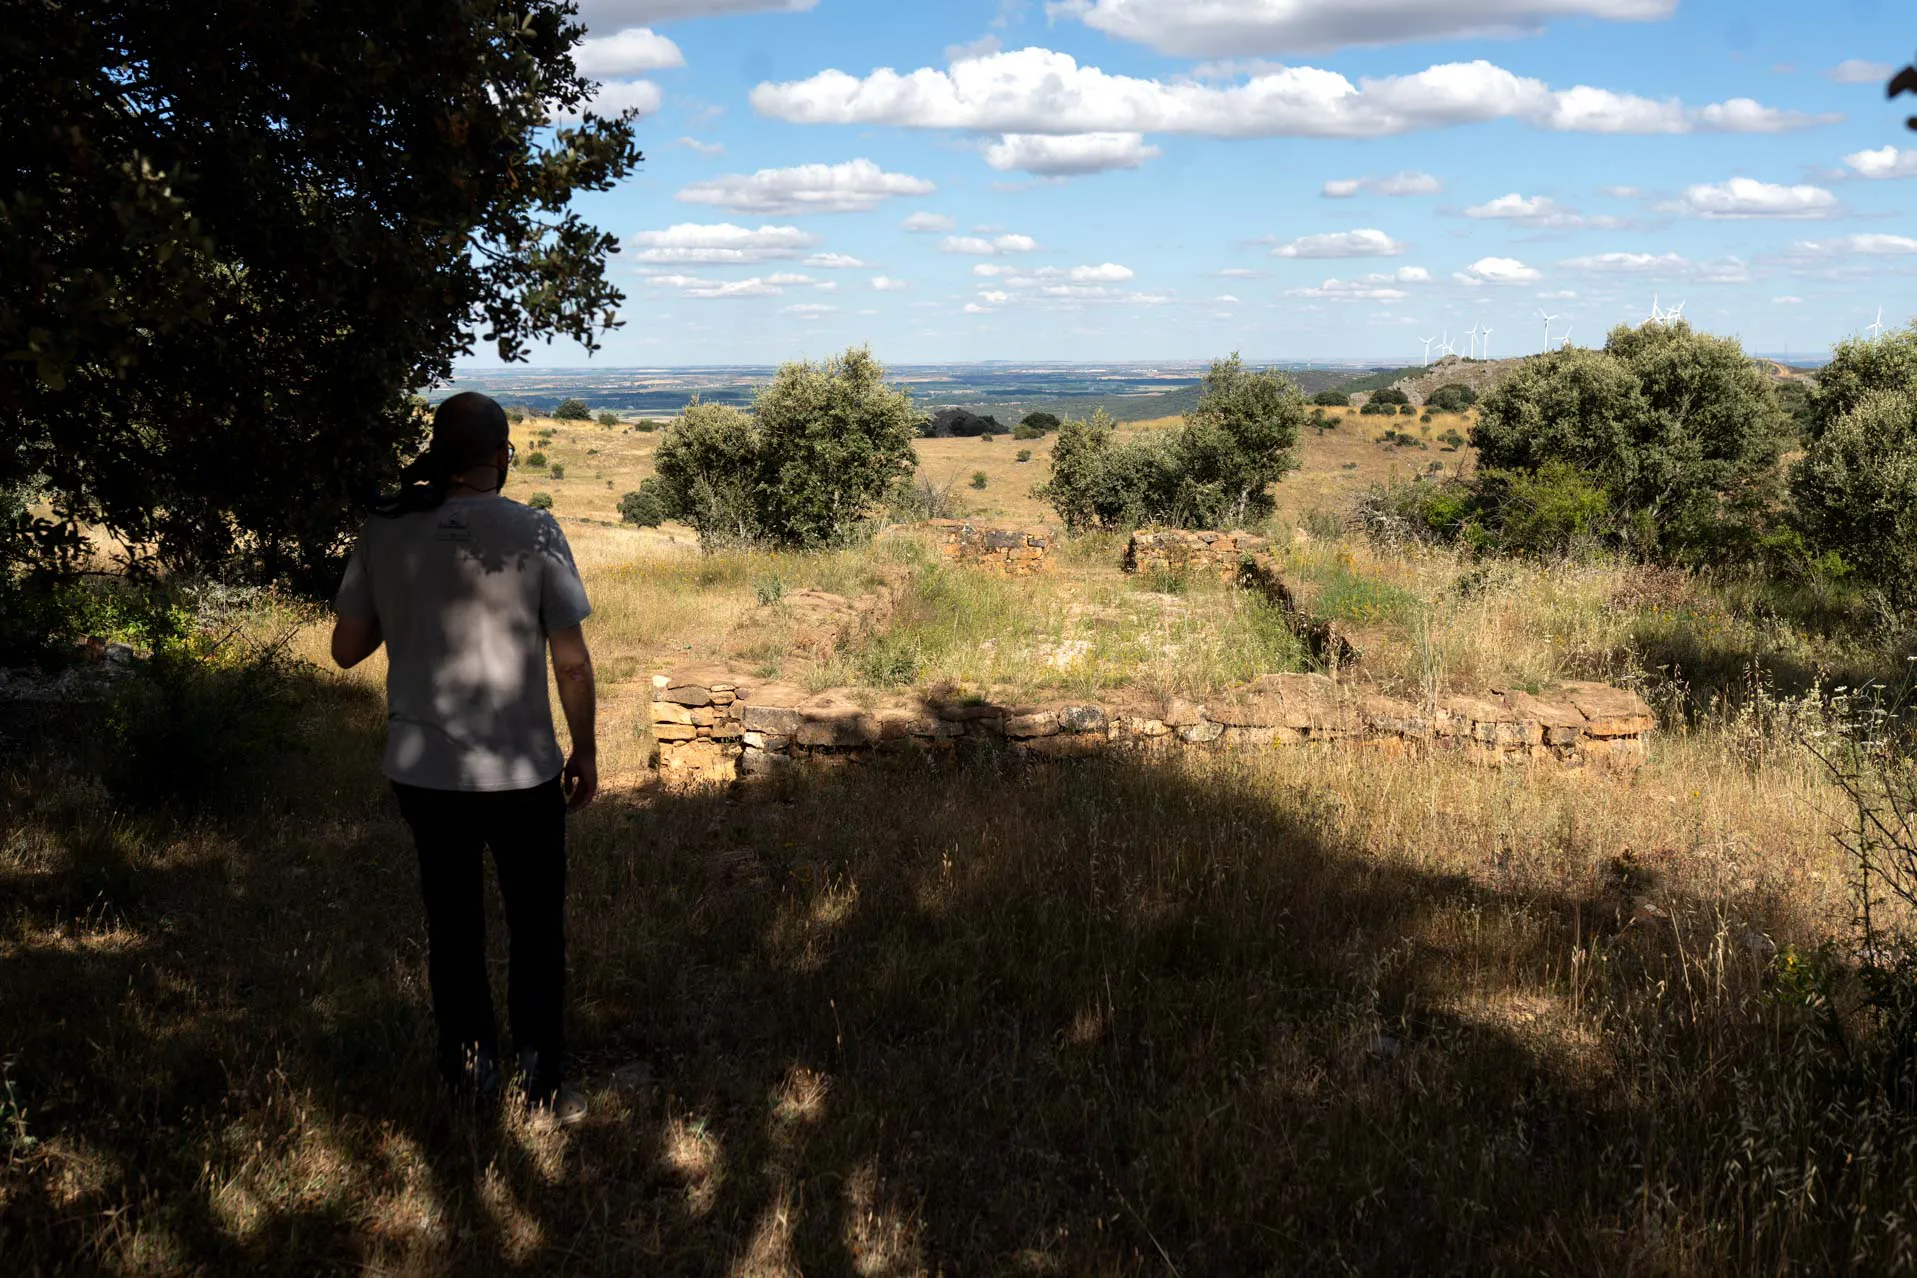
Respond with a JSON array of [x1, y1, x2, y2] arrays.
[[4, 678, 1900, 1273], [10, 421, 1917, 1271]]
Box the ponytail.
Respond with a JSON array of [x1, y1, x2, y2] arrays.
[[371, 451, 456, 518]]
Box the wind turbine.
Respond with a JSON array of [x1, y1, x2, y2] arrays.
[[1647, 294, 1665, 327], [1465, 323, 1482, 359], [1664, 300, 1685, 326], [1420, 335, 1438, 364], [1538, 309, 1561, 351], [1560, 326, 1573, 347], [1868, 306, 1887, 339], [1480, 326, 1492, 360]]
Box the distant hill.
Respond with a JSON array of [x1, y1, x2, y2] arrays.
[[946, 366, 1403, 425]]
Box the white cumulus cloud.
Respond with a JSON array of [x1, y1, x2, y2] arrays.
[[1323, 170, 1442, 198], [1455, 256, 1542, 285], [1287, 266, 1431, 300], [1843, 146, 1917, 180], [901, 212, 956, 233], [1050, 0, 1677, 57], [1273, 228, 1406, 258], [574, 27, 684, 76], [750, 49, 1828, 141], [1790, 234, 1917, 256], [872, 275, 911, 291], [643, 273, 789, 299], [553, 79, 664, 123], [941, 233, 1041, 255], [983, 132, 1161, 175], [677, 136, 726, 155], [627, 222, 817, 264], [781, 302, 839, 317], [804, 253, 875, 268], [676, 159, 935, 215], [1663, 178, 1838, 219], [1773, 296, 1804, 305], [1828, 59, 1894, 84], [1462, 192, 1625, 229], [1559, 251, 1752, 283]]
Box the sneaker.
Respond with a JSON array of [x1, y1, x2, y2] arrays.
[[534, 1085, 589, 1128]]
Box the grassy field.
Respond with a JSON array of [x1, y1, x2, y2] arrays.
[[6, 407, 1917, 1273]]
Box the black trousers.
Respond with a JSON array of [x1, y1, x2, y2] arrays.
[[392, 777, 568, 1091]]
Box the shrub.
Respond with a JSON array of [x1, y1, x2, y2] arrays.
[[596, 411, 619, 427], [549, 462, 565, 480], [753, 574, 784, 606], [526, 450, 548, 468], [1790, 386, 1917, 604], [885, 473, 961, 522], [633, 419, 660, 433], [1472, 321, 1789, 563], [526, 492, 553, 510], [925, 408, 1004, 438], [1016, 449, 1032, 463], [1809, 323, 1917, 438], [505, 404, 526, 424], [1036, 355, 1303, 532], [553, 398, 591, 421], [1012, 423, 1044, 441], [1021, 411, 1061, 434], [101, 629, 308, 810], [617, 486, 667, 528], [970, 471, 988, 490], [1398, 403, 1415, 416], [1439, 429, 1466, 450], [1426, 383, 1478, 413], [1369, 388, 1410, 407], [1311, 389, 1351, 407], [653, 346, 917, 549], [1479, 462, 1613, 557]]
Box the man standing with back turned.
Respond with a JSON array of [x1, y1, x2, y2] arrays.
[[330, 391, 596, 1124]]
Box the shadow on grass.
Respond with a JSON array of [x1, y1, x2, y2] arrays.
[[0, 671, 1878, 1274]]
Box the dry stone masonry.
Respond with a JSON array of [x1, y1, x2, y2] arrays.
[[922, 520, 1052, 574], [649, 665, 1656, 787], [1123, 529, 1273, 579]]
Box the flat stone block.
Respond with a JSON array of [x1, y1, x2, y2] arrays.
[[1057, 705, 1109, 734], [1178, 721, 1224, 744], [663, 685, 713, 707], [1005, 711, 1060, 739], [741, 704, 807, 735], [653, 723, 698, 742], [651, 702, 696, 726]]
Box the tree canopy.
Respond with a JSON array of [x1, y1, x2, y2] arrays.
[[1037, 355, 1303, 532], [652, 347, 918, 550], [3, 1, 642, 590], [1472, 322, 1789, 560]]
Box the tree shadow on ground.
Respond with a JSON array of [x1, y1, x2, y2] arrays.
[[0, 674, 1858, 1274]]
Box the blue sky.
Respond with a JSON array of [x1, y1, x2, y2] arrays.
[[503, 0, 1916, 367]]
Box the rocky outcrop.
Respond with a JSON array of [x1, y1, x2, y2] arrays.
[[649, 667, 1656, 787]]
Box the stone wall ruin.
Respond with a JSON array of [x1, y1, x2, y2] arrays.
[[650, 665, 1656, 787], [923, 520, 1052, 575]]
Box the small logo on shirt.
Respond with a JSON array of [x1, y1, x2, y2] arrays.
[[435, 516, 474, 543]]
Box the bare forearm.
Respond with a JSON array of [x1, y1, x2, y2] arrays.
[[330, 617, 382, 669], [554, 654, 597, 755]]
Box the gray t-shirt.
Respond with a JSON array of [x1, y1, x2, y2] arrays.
[[334, 495, 592, 792]]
